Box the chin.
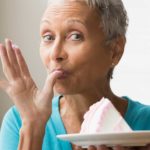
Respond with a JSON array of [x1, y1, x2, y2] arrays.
[[54, 86, 69, 95], [54, 80, 83, 95], [54, 86, 78, 95]]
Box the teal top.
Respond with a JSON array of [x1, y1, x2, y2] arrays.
[[0, 96, 150, 150]]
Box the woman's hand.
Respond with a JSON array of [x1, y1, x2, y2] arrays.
[[0, 39, 62, 124], [76, 145, 150, 150], [0, 39, 63, 149]]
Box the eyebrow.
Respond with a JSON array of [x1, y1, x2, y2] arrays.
[[65, 19, 86, 26], [40, 19, 52, 25], [41, 18, 86, 26]]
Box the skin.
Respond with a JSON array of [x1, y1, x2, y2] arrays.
[[0, 0, 150, 150]]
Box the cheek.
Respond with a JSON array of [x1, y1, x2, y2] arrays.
[[73, 46, 111, 79]]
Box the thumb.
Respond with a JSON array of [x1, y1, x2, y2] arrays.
[[88, 145, 97, 150], [41, 70, 63, 101]]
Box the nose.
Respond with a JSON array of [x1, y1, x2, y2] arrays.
[[50, 39, 68, 62]]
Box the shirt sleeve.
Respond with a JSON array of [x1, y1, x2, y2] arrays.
[[124, 97, 150, 130], [0, 106, 22, 150], [135, 105, 150, 130]]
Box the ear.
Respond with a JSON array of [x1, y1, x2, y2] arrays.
[[110, 36, 126, 66]]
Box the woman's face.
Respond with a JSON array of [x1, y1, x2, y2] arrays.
[[40, 0, 114, 94]]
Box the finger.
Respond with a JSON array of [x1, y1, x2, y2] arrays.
[[5, 39, 18, 65], [146, 144, 150, 150], [137, 144, 150, 150], [37, 71, 63, 109], [0, 43, 16, 80], [74, 146, 83, 150], [113, 146, 124, 150], [96, 145, 111, 150], [0, 43, 10, 66], [5, 39, 21, 76], [113, 146, 130, 150], [14, 45, 31, 77], [88, 145, 97, 150], [41, 71, 63, 100]]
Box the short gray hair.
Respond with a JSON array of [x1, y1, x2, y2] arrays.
[[85, 0, 128, 42]]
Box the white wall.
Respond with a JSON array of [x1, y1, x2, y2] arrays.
[[111, 0, 150, 104], [0, 0, 47, 124], [0, 0, 150, 124]]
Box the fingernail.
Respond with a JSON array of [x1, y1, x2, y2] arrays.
[[5, 38, 12, 46], [5, 38, 8, 43], [12, 44, 19, 49]]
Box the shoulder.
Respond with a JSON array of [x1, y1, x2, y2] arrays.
[[0, 96, 67, 150], [0, 95, 61, 130], [124, 96, 150, 130], [1, 106, 22, 129], [0, 106, 21, 149], [125, 96, 150, 114], [0, 95, 60, 130]]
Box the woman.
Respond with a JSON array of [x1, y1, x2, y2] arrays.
[[0, 0, 150, 150]]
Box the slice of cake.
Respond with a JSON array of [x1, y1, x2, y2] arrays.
[[80, 98, 132, 133]]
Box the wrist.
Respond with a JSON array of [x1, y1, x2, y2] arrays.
[[21, 119, 46, 138], [20, 104, 51, 126], [18, 119, 46, 150]]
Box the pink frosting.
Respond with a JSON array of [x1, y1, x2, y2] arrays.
[[80, 98, 132, 133]]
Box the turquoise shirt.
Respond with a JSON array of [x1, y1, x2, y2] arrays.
[[0, 96, 150, 150]]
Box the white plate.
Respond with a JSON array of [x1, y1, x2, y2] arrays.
[[57, 131, 150, 148]]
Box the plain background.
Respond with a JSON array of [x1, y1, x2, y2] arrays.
[[0, 0, 150, 124]]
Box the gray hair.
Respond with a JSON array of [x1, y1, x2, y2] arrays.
[[86, 0, 128, 42]]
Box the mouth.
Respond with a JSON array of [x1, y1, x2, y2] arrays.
[[52, 68, 70, 79]]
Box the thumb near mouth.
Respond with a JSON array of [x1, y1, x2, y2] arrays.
[[42, 71, 63, 96]]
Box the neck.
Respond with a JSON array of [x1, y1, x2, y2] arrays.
[[59, 79, 128, 134], [60, 79, 115, 122]]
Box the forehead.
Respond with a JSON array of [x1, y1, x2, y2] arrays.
[[48, 0, 86, 5], [42, 0, 100, 25]]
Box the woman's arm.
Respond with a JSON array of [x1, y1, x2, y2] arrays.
[[18, 120, 45, 150], [0, 39, 62, 149]]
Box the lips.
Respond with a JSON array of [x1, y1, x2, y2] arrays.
[[52, 68, 70, 79]]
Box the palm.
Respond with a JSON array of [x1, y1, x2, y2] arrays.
[[7, 77, 37, 107]]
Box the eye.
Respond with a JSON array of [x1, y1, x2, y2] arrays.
[[42, 34, 55, 43], [68, 32, 83, 41]]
